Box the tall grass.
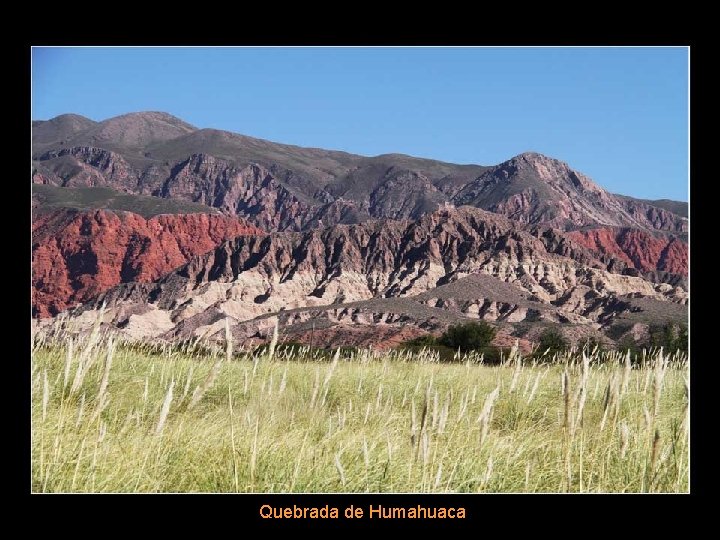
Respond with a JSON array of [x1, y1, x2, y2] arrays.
[[31, 331, 689, 493]]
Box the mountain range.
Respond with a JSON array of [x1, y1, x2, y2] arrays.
[[32, 112, 688, 350]]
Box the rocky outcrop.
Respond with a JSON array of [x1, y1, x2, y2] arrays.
[[32, 208, 263, 317], [567, 227, 688, 275], [615, 195, 688, 218], [51, 207, 686, 346], [453, 153, 687, 233], [156, 155, 317, 231], [35, 147, 139, 190]]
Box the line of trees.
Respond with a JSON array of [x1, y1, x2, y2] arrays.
[[403, 321, 688, 362]]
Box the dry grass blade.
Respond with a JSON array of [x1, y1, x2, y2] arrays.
[[324, 349, 340, 387], [250, 417, 260, 489], [319, 350, 341, 407], [438, 399, 449, 434], [621, 349, 632, 395], [434, 463, 443, 491], [63, 337, 74, 390], [267, 318, 278, 361], [75, 393, 85, 427], [509, 346, 522, 393], [181, 365, 195, 401], [224, 318, 233, 363], [478, 386, 500, 446], [421, 431, 430, 467], [188, 354, 223, 411], [562, 369, 571, 429], [278, 368, 287, 394], [42, 370, 49, 422], [334, 452, 346, 488], [255, 318, 278, 376], [310, 368, 320, 408], [155, 379, 175, 436], [479, 457, 493, 491], [419, 393, 429, 434], [620, 421, 630, 459], [649, 428, 661, 490], [228, 389, 239, 492], [572, 352, 590, 434], [96, 337, 115, 403], [652, 352, 667, 421], [527, 369, 544, 404]]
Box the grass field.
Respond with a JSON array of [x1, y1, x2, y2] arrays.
[[31, 326, 689, 493]]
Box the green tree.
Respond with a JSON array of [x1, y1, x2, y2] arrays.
[[616, 335, 639, 354], [649, 323, 688, 353], [404, 334, 438, 347], [583, 336, 605, 354], [537, 328, 569, 355], [677, 324, 688, 353], [439, 321, 497, 352]]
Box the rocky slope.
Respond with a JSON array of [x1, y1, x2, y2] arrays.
[[32, 184, 223, 218], [616, 195, 688, 218], [32, 112, 687, 234], [453, 153, 687, 233], [567, 227, 688, 275], [32, 208, 262, 317], [50, 207, 686, 348]]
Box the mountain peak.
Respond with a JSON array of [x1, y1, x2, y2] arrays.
[[32, 114, 98, 145], [70, 111, 198, 148], [514, 151, 547, 160], [106, 111, 197, 130], [44, 113, 97, 125], [508, 151, 566, 168]]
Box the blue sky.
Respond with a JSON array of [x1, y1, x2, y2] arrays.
[[32, 47, 689, 201]]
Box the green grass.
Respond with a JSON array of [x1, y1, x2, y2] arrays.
[[31, 335, 688, 493]]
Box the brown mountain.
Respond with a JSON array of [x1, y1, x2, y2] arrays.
[[48, 207, 686, 348], [453, 153, 687, 232], [31, 112, 687, 349], [32, 208, 262, 317], [32, 112, 687, 234]]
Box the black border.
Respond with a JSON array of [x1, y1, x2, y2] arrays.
[[18, 34, 707, 530]]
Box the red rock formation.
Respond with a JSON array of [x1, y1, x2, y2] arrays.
[[60, 206, 686, 349], [32, 209, 263, 317], [567, 228, 687, 275]]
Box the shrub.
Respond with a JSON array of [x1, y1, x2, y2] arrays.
[[648, 323, 688, 353], [536, 328, 569, 355], [582, 336, 605, 354], [478, 346, 512, 364], [403, 335, 439, 347], [438, 321, 497, 353], [606, 323, 632, 341], [678, 325, 688, 352], [616, 335, 639, 354]]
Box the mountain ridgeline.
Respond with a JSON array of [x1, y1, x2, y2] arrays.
[[33, 112, 687, 234]]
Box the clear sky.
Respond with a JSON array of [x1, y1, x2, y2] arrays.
[[32, 47, 689, 201]]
